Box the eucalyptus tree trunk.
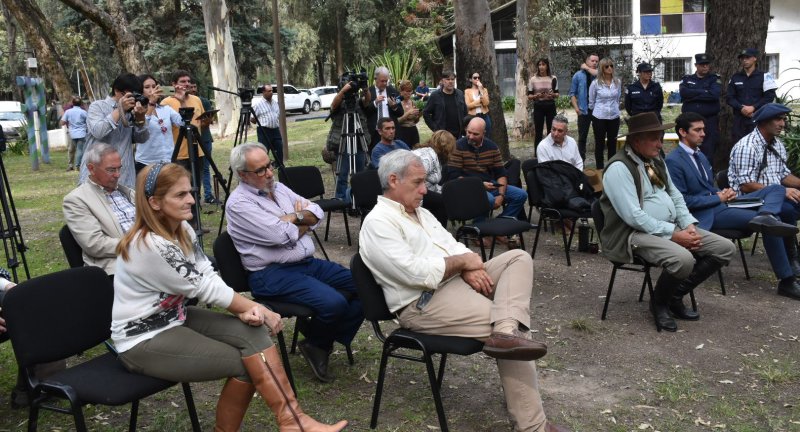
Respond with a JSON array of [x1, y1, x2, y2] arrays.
[[454, 0, 510, 159], [1, 0, 73, 103], [705, 0, 770, 170], [58, 0, 148, 74], [512, 0, 534, 140], [202, 0, 240, 137]]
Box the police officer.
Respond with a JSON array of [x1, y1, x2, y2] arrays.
[[726, 48, 777, 146], [625, 62, 663, 122], [680, 53, 721, 164]]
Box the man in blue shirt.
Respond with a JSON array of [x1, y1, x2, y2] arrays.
[[599, 112, 735, 331], [370, 118, 409, 168], [726, 48, 777, 145], [60, 97, 88, 171], [680, 53, 722, 165], [568, 53, 598, 161]]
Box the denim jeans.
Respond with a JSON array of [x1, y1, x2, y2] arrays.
[[334, 152, 366, 204], [479, 184, 527, 222]]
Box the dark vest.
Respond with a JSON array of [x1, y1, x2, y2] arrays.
[[598, 147, 670, 263]]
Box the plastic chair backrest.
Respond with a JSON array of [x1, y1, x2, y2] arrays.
[[59, 225, 85, 268], [441, 177, 492, 221], [212, 232, 250, 293], [279, 166, 325, 199], [350, 253, 394, 323], [591, 200, 605, 236], [350, 169, 382, 213], [715, 169, 730, 190]]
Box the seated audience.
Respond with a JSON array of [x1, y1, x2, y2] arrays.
[[370, 118, 409, 168], [360, 150, 567, 432], [728, 103, 800, 277], [599, 113, 735, 331], [112, 163, 346, 432], [63, 144, 135, 276], [666, 112, 800, 300], [413, 130, 456, 226], [226, 143, 364, 383], [536, 114, 583, 170]]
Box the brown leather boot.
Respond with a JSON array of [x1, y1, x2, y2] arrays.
[[214, 378, 255, 432], [242, 346, 348, 432]]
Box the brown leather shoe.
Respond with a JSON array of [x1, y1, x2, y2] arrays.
[[545, 422, 570, 432], [482, 329, 547, 361]]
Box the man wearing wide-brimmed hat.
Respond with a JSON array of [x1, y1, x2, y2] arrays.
[[598, 112, 735, 332]]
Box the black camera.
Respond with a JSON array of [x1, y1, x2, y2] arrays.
[[131, 92, 149, 106], [239, 87, 255, 103], [339, 70, 368, 94], [178, 107, 195, 123]]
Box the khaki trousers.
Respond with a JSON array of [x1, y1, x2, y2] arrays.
[[630, 228, 735, 280], [397, 250, 547, 432]]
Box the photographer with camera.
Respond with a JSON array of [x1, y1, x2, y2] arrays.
[[79, 73, 149, 189], [325, 74, 372, 205], [366, 67, 403, 150]]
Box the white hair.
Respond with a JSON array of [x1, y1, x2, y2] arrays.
[[377, 149, 423, 191], [229, 142, 268, 182]]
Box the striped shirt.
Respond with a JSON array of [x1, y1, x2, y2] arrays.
[[252, 96, 280, 129], [446, 137, 506, 183], [729, 128, 790, 194]]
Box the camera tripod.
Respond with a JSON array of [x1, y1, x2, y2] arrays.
[[0, 151, 29, 284], [213, 87, 288, 235], [171, 117, 230, 250], [336, 100, 371, 211]]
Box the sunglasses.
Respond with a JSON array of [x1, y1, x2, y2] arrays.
[[472, 76, 480, 79]]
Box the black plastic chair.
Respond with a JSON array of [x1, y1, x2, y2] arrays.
[[711, 169, 752, 294], [520, 158, 539, 222], [441, 177, 534, 260], [349, 169, 382, 223], [350, 253, 484, 432], [212, 232, 354, 391], [279, 166, 351, 247], [527, 164, 593, 266], [2, 267, 201, 432], [592, 201, 696, 332], [58, 225, 85, 268], [504, 158, 522, 188]]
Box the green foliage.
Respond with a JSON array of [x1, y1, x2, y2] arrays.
[[8, 128, 28, 155], [555, 95, 572, 110], [370, 50, 417, 82], [775, 62, 800, 173], [502, 96, 515, 112]]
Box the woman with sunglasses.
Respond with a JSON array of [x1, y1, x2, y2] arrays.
[[527, 58, 559, 147], [112, 163, 348, 432], [465, 72, 492, 135], [588, 58, 622, 169], [134, 74, 183, 174]]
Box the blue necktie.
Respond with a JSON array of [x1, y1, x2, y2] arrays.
[[692, 151, 708, 182]]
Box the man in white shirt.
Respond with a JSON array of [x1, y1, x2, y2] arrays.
[[360, 149, 567, 432], [251, 85, 284, 164], [536, 115, 583, 170]]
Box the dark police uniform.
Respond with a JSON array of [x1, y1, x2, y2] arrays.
[[625, 80, 664, 121], [726, 59, 776, 146], [680, 71, 721, 163]]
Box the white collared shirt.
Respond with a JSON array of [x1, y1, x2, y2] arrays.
[[536, 134, 584, 170]]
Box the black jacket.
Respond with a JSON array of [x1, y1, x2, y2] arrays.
[[423, 88, 467, 137], [364, 85, 403, 131]]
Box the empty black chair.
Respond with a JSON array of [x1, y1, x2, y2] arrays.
[[212, 232, 354, 390], [441, 177, 534, 260], [58, 225, 84, 268], [3, 267, 200, 432], [521, 158, 539, 222], [528, 162, 593, 266], [592, 201, 696, 332], [279, 166, 351, 246], [350, 253, 483, 432], [350, 169, 382, 222]]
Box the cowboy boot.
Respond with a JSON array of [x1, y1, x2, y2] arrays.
[[242, 346, 348, 432], [651, 271, 679, 332], [214, 378, 255, 432], [669, 256, 724, 320]]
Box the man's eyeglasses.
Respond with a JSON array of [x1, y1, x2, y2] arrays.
[[243, 163, 274, 177], [104, 167, 123, 175]]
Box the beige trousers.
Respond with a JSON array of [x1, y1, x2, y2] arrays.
[[397, 249, 547, 432]]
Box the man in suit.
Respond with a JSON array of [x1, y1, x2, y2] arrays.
[[63, 144, 136, 276], [365, 66, 403, 150], [665, 112, 800, 300]]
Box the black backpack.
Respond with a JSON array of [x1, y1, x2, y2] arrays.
[[534, 160, 595, 212]]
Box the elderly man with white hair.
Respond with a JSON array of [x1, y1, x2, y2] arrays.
[[366, 66, 403, 149], [225, 142, 364, 383]]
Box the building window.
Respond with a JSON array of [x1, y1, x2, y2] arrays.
[[656, 58, 691, 82], [766, 54, 780, 79], [492, 19, 515, 41], [576, 0, 632, 37], [640, 0, 705, 35]]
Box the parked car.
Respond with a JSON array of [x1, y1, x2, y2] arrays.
[[309, 86, 338, 110], [270, 84, 317, 114], [298, 89, 322, 111], [0, 101, 26, 140]]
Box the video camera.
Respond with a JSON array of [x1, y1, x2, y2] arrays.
[[178, 107, 195, 124], [339, 70, 369, 94]]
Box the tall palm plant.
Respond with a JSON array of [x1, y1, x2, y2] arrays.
[[370, 50, 417, 83]]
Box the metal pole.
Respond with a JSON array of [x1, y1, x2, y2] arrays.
[[271, 0, 289, 161]]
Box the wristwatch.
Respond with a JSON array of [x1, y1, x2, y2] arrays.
[[295, 211, 304, 222]]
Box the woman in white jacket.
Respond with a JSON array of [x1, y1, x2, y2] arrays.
[[112, 163, 347, 432]]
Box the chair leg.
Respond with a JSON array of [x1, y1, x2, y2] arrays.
[[737, 239, 750, 280], [370, 344, 392, 429], [275, 330, 296, 394], [424, 350, 449, 432], [563, 218, 577, 266], [312, 231, 330, 261], [290, 320, 302, 354], [345, 344, 355, 365], [342, 210, 352, 246], [488, 237, 496, 260], [751, 232, 760, 256], [324, 211, 333, 241], [689, 290, 697, 312], [601, 265, 619, 320], [128, 399, 139, 432], [531, 214, 545, 259], [644, 268, 661, 332], [717, 269, 727, 296], [182, 382, 202, 432], [436, 353, 448, 390], [479, 237, 487, 262]]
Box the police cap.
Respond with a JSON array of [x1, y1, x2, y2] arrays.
[[694, 53, 711, 64], [636, 62, 653, 73], [738, 48, 759, 59], [751, 103, 791, 124]]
